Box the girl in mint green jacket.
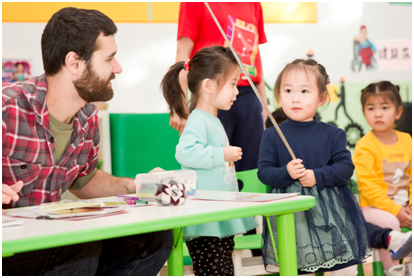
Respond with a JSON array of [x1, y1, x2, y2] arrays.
[[161, 46, 258, 276]]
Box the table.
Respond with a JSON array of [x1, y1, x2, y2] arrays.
[[2, 195, 315, 276]]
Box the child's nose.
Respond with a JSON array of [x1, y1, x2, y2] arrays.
[[292, 94, 300, 102]]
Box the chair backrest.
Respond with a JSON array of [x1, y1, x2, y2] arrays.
[[237, 169, 270, 194], [109, 113, 181, 178]]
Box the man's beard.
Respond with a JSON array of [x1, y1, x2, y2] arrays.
[[73, 64, 115, 103]]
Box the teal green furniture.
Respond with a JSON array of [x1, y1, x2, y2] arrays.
[[232, 169, 270, 275], [3, 194, 315, 276], [235, 168, 270, 250], [109, 113, 180, 177]]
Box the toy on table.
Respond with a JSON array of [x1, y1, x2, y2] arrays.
[[154, 177, 186, 206], [135, 170, 198, 201]]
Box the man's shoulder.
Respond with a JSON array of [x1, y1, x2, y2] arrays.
[[2, 75, 45, 107], [2, 82, 33, 114], [3, 82, 25, 103]]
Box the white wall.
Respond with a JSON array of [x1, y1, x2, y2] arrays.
[[2, 2, 411, 114]]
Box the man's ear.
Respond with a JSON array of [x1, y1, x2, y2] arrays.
[[65, 51, 85, 76], [201, 78, 214, 95], [318, 91, 328, 107]]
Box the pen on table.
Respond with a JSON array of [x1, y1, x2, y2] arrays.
[[115, 194, 139, 200], [134, 199, 148, 205]]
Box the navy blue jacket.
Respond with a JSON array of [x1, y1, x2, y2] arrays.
[[258, 118, 354, 191]]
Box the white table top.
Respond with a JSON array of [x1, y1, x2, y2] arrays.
[[3, 195, 313, 242]]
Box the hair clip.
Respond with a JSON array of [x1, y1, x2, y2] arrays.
[[183, 59, 190, 71], [326, 76, 330, 85]]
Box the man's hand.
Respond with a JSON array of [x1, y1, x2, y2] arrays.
[[396, 206, 412, 228], [287, 159, 306, 180], [149, 167, 165, 173], [170, 112, 187, 136], [2, 181, 23, 214], [299, 170, 316, 188], [224, 146, 242, 162]]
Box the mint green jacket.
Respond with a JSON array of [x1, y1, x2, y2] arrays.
[[176, 110, 258, 240]]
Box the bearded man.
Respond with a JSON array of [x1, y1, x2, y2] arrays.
[[2, 7, 172, 275]]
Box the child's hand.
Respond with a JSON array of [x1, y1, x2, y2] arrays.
[[396, 206, 412, 228], [224, 146, 242, 162], [287, 159, 306, 179], [299, 170, 316, 187]]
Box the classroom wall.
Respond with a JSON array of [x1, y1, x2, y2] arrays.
[[2, 2, 412, 141]]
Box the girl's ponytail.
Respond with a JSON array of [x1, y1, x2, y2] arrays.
[[161, 61, 188, 119]]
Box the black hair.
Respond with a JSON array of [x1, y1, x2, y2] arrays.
[[41, 7, 117, 76], [161, 46, 239, 119]]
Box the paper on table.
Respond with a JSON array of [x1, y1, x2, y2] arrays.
[[190, 190, 300, 202], [40, 199, 104, 212], [2, 216, 23, 227], [11, 205, 128, 219]]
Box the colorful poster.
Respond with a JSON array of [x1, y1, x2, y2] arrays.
[[351, 25, 377, 71], [2, 59, 32, 84], [377, 39, 412, 71], [225, 15, 259, 79]]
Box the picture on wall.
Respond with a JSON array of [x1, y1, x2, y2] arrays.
[[351, 25, 377, 72], [2, 59, 31, 84]]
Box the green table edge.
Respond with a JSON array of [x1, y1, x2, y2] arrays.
[[3, 197, 315, 257]]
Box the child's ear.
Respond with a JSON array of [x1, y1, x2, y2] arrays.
[[318, 92, 328, 107], [395, 105, 404, 120], [201, 78, 214, 95]]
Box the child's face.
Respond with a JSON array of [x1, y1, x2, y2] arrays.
[[363, 95, 402, 132], [16, 64, 24, 73], [210, 67, 240, 111], [278, 69, 326, 122]]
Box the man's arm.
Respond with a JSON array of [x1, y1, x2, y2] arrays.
[[69, 167, 164, 199], [170, 37, 194, 135], [69, 170, 134, 199]]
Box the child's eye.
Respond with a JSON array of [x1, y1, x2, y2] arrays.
[[286, 89, 291, 93], [302, 90, 308, 94], [382, 106, 389, 110]]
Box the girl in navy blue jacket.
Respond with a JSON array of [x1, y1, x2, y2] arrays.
[[258, 59, 369, 275]]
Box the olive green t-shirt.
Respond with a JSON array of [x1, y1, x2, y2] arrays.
[[49, 113, 97, 189]]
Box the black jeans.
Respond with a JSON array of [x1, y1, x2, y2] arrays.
[[2, 230, 173, 276], [366, 222, 391, 249]]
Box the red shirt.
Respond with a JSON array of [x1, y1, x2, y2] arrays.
[[177, 2, 267, 86], [2, 74, 99, 208]]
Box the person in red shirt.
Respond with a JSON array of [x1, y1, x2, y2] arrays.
[[172, 2, 268, 178]]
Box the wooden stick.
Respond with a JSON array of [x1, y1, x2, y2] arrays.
[[204, 2, 296, 160]]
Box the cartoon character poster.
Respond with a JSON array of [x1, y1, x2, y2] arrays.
[[351, 25, 377, 71], [2, 59, 31, 84], [224, 15, 259, 78]]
